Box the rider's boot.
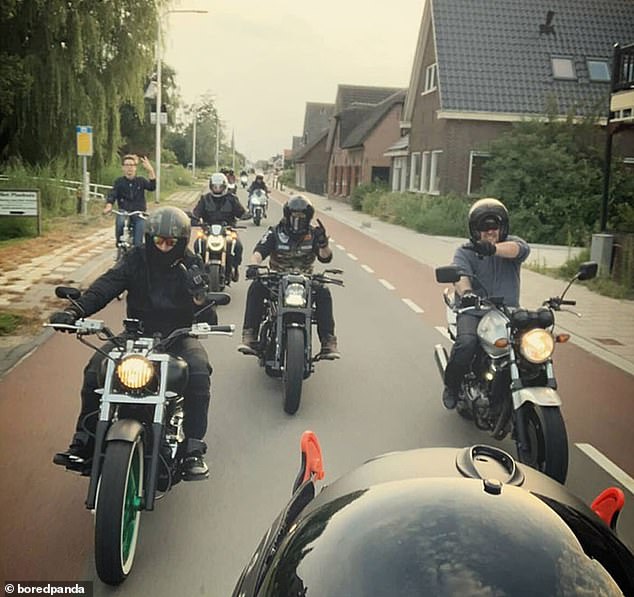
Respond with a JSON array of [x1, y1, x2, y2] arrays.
[[442, 386, 458, 410], [238, 329, 258, 355], [319, 335, 340, 360], [53, 431, 93, 473], [182, 439, 209, 481], [231, 266, 239, 283]]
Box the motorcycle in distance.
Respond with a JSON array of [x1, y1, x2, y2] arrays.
[[433, 261, 598, 484], [249, 189, 268, 226], [227, 182, 238, 195], [111, 209, 147, 263], [47, 286, 234, 585], [192, 219, 246, 292], [240, 174, 248, 188], [239, 266, 343, 415]]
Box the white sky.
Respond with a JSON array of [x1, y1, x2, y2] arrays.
[[163, 0, 425, 162]]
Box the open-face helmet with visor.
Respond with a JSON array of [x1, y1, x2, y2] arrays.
[[468, 197, 509, 243], [209, 172, 228, 197], [283, 195, 315, 238]]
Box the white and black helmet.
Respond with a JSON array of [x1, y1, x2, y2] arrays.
[[209, 172, 228, 197]]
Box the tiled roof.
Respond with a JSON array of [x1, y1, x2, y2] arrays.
[[303, 103, 334, 145], [335, 85, 404, 114], [342, 90, 406, 148], [293, 129, 328, 162], [432, 0, 634, 115]]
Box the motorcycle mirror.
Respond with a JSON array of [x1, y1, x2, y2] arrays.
[[435, 265, 461, 284], [577, 261, 598, 281], [206, 292, 231, 306], [55, 286, 81, 300]]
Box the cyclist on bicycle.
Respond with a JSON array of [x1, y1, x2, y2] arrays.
[[103, 154, 156, 246]]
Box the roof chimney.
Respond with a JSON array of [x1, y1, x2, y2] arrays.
[[539, 10, 556, 35]]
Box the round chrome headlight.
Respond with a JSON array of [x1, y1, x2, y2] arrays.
[[116, 355, 155, 391], [519, 328, 555, 364], [284, 283, 307, 307]]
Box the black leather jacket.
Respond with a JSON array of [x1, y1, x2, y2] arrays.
[[193, 192, 246, 226]]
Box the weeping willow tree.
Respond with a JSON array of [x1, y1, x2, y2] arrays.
[[0, 0, 169, 174]]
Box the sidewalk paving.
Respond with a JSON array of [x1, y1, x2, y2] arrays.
[[275, 188, 634, 377]]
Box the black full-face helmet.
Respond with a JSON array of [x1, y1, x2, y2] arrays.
[[282, 195, 315, 238], [145, 206, 191, 266], [233, 441, 633, 597], [468, 197, 509, 243]]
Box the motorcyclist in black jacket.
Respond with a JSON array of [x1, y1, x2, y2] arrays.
[[193, 172, 246, 282], [51, 207, 216, 480], [246, 172, 269, 210], [239, 195, 339, 358]]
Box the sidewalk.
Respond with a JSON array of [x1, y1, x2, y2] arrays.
[[276, 188, 634, 377]]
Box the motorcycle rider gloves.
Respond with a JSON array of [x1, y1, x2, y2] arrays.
[[458, 292, 479, 309], [246, 264, 260, 280], [313, 219, 329, 249], [183, 264, 207, 301], [464, 239, 497, 257], [49, 306, 82, 329]]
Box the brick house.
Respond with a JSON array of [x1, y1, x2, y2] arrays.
[[392, 0, 634, 196], [326, 85, 405, 198], [293, 102, 334, 194]]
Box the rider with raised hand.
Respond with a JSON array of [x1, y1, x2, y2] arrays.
[[50, 207, 216, 481], [192, 172, 247, 282], [103, 154, 155, 247], [239, 195, 339, 358], [442, 197, 530, 409]]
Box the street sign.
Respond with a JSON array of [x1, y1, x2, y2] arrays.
[[0, 189, 41, 235], [76, 125, 93, 156]]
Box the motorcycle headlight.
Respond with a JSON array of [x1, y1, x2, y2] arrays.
[[116, 355, 155, 391], [208, 236, 225, 251], [519, 328, 555, 364], [284, 283, 307, 307]]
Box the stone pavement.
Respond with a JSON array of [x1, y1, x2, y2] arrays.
[[0, 188, 202, 378], [274, 188, 634, 377]]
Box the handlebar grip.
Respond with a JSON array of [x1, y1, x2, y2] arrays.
[[560, 299, 576, 306], [210, 325, 235, 333]]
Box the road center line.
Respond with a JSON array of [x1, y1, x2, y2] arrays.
[[435, 326, 452, 340], [402, 298, 424, 313], [379, 279, 395, 290], [361, 264, 374, 274], [575, 443, 634, 494], [347, 253, 358, 261], [336, 244, 346, 251]]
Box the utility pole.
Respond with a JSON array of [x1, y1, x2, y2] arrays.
[[215, 115, 220, 171], [192, 105, 197, 179]]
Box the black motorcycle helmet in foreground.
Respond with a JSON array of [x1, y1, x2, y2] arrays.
[[433, 260, 598, 484], [233, 432, 633, 596]]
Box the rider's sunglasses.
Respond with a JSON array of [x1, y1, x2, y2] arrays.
[[477, 218, 501, 232], [153, 235, 178, 247]]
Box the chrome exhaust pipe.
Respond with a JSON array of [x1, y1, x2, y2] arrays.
[[433, 344, 448, 380]]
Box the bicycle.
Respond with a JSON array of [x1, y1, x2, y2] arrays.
[[111, 210, 147, 263]]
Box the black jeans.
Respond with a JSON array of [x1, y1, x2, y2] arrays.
[[243, 280, 335, 342], [444, 312, 480, 392], [76, 336, 212, 441]]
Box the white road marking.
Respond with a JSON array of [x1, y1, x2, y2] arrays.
[[435, 326, 452, 340], [347, 253, 358, 261], [361, 264, 374, 274], [575, 443, 634, 494], [379, 279, 395, 290], [336, 244, 346, 251], [402, 298, 424, 313]]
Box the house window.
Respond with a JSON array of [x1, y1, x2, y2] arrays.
[[587, 60, 610, 82], [423, 63, 438, 93], [421, 152, 430, 192], [429, 150, 443, 194], [410, 152, 421, 190], [467, 151, 491, 195], [552, 57, 576, 80]]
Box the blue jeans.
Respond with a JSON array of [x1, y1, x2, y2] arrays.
[[115, 213, 145, 246]]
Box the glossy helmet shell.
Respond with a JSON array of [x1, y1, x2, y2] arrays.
[[283, 195, 315, 237], [145, 206, 191, 239], [468, 197, 509, 243], [209, 172, 228, 197]]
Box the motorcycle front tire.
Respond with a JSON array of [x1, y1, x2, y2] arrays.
[[283, 328, 304, 415], [94, 438, 144, 585], [516, 403, 568, 484], [207, 264, 224, 292]]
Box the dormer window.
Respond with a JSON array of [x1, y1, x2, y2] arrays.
[[423, 63, 438, 93], [552, 57, 576, 80], [587, 60, 610, 82]]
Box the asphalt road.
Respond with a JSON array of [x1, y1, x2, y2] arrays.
[[0, 190, 632, 595]]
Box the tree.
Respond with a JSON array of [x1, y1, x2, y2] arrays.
[[481, 116, 634, 243], [0, 0, 168, 174]]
